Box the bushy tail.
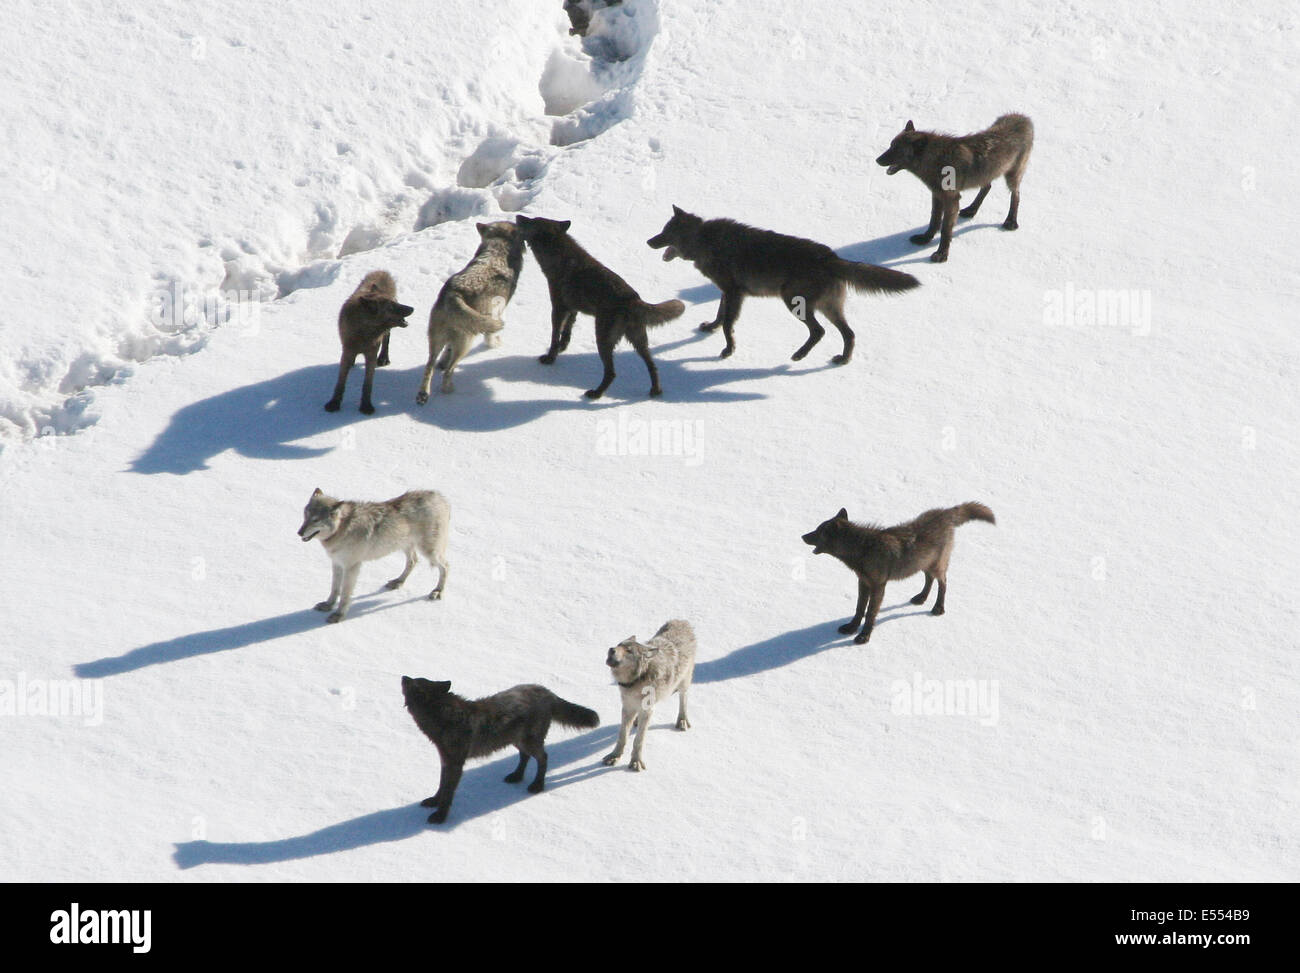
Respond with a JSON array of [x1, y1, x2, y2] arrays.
[[551, 697, 600, 730], [836, 260, 920, 294], [952, 501, 996, 526], [633, 298, 686, 327], [447, 293, 505, 334]]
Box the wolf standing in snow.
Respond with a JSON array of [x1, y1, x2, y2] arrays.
[[417, 221, 525, 403], [646, 206, 919, 364], [515, 215, 685, 399], [297, 488, 449, 623], [874, 114, 1033, 263], [401, 676, 599, 824], [801, 503, 995, 644], [602, 619, 696, 772], [324, 270, 414, 414]]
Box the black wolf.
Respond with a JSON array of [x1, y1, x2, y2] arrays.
[[646, 206, 919, 363]]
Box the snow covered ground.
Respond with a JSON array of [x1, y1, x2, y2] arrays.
[[1, 0, 1296, 882]]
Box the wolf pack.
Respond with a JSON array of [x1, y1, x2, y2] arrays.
[[294, 5, 1032, 824]]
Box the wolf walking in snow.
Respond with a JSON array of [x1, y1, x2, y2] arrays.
[[515, 215, 685, 399], [297, 488, 449, 623], [401, 676, 599, 824], [602, 619, 696, 772], [417, 221, 525, 402], [801, 503, 995, 643], [324, 270, 415, 414], [646, 206, 919, 364], [874, 113, 1034, 263]]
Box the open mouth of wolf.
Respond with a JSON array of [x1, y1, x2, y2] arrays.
[[885, 163, 901, 175], [299, 526, 320, 542]]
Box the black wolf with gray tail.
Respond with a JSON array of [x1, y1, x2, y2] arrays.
[[647, 206, 919, 364], [516, 215, 684, 399], [402, 677, 599, 824]]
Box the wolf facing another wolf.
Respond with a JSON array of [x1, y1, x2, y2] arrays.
[[602, 619, 696, 772], [802, 503, 995, 643], [875, 113, 1033, 263], [325, 271, 414, 414], [402, 676, 599, 823], [647, 206, 920, 364], [298, 488, 450, 623]]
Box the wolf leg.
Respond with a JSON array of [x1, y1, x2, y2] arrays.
[[387, 549, 417, 590], [911, 572, 934, 605], [960, 185, 991, 219], [504, 750, 529, 783], [358, 350, 378, 414], [932, 574, 947, 615], [585, 324, 617, 399], [315, 563, 344, 612], [1002, 166, 1024, 230], [526, 738, 549, 793], [676, 684, 691, 730], [628, 327, 662, 397], [854, 582, 885, 644], [327, 564, 361, 623], [785, 287, 826, 361], [540, 303, 571, 364], [628, 702, 653, 771], [557, 310, 577, 352], [426, 763, 463, 824], [377, 332, 392, 367], [839, 577, 869, 634], [417, 331, 446, 405], [439, 333, 475, 394], [931, 193, 960, 262], [602, 705, 636, 765], [911, 196, 942, 245], [823, 300, 855, 365], [324, 352, 356, 411]]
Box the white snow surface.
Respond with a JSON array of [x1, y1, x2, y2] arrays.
[[1, 0, 1297, 881]]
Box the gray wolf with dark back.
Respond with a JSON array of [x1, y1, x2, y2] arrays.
[[801, 503, 995, 643], [875, 114, 1033, 263], [646, 206, 919, 364], [417, 221, 525, 403], [298, 488, 449, 623], [325, 270, 414, 414], [401, 676, 599, 824], [602, 619, 695, 772], [515, 214, 685, 399]]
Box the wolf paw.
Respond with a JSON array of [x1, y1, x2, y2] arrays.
[[359, 402, 376, 415], [628, 759, 645, 772], [504, 771, 524, 784], [853, 632, 871, 644], [790, 349, 809, 362], [959, 207, 978, 219], [385, 579, 405, 590], [910, 234, 934, 245], [415, 391, 429, 405], [838, 621, 859, 635], [527, 781, 545, 794], [676, 717, 690, 730], [377, 355, 390, 367], [719, 346, 735, 359], [324, 400, 341, 412], [427, 809, 449, 824], [428, 589, 443, 601], [929, 250, 949, 263], [420, 795, 442, 808], [699, 321, 720, 332], [584, 388, 604, 399], [831, 354, 851, 365], [931, 605, 945, 616], [910, 593, 928, 605], [539, 353, 557, 365], [649, 386, 663, 397], [601, 753, 620, 766], [314, 601, 335, 612], [326, 612, 346, 624], [1001, 220, 1018, 231]]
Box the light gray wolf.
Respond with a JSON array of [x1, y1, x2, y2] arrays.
[[874, 114, 1033, 262], [401, 676, 599, 824], [325, 270, 415, 413], [646, 206, 919, 363], [515, 214, 685, 399], [297, 488, 449, 623], [801, 503, 995, 643], [417, 221, 525, 403], [602, 619, 695, 771]]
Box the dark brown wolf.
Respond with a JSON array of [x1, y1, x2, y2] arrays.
[[874, 113, 1033, 263], [324, 270, 414, 414], [515, 215, 684, 398], [646, 207, 919, 364], [801, 503, 995, 643], [401, 676, 599, 824]]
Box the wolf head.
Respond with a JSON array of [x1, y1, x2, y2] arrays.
[[298, 488, 344, 543], [605, 637, 649, 683], [351, 271, 415, 328], [646, 204, 704, 262], [514, 214, 572, 249], [401, 675, 453, 707], [875, 121, 927, 176], [801, 508, 850, 555]]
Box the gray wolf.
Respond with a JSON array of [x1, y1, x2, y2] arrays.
[[417, 221, 525, 403], [563, 0, 623, 37], [401, 676, 599, 823], [801, 503, 995, 643], [325, 270, 415, 413], [515, 214, 684, 399], [602, 619, 695, 771], [297, 488, 449, 623], [874, 114, 1033, 263], [646, 206, 919, 363]]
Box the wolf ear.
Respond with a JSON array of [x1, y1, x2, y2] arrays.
[[312, 487, 322, 497], [475, 222, 489, 236], [672, 204, 684, 217], [557, 219, 572, 234], [432, 680, 451, 694], [836, 507, 848, 520], [401, 675, 411, 686], [904, 119, 915, 132]]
